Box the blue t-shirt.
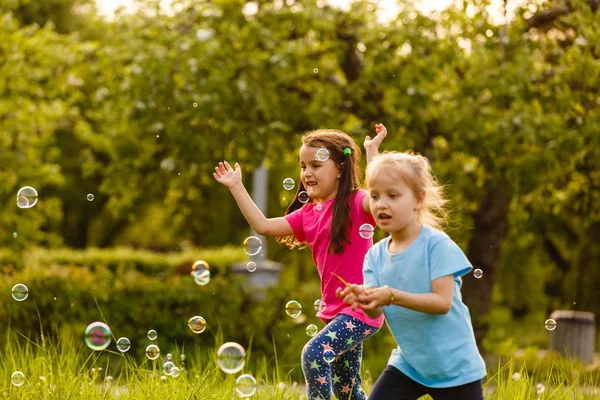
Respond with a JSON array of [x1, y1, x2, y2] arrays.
[[363, 225, 486, 388]]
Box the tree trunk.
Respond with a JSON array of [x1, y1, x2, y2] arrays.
[[462, 179, 511, 345]]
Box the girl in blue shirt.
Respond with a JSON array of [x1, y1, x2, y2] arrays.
[[337, 150, 486, 400]]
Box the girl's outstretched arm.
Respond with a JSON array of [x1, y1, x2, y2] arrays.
[[363, 123, 388, 164], [213, 161, 294, 237]]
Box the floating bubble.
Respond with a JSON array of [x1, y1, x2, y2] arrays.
[[359, 224, 375, 239], [313, 299, 326, 313], [323, 349, 335, 363], [146, 344, 160, 360], [166, 353, 172, 361], [285, 300, 302, 318], [246, 262, 257, 272], [11, 371, 25, 387], [193, 102, 198, 107], [13, 232, 17, 239], [512, 372, 521, 381], [11, 284, 28, 301], [236, 374, 258, 398], [313, 68, 319, 73], [283, 178, 295, 191], [180, 354, 186, 362], [188, 316, 207, 334], [243, 236, 262, 256], [298, 191, 310, 204], [473, 269, 483, 279], [116, 337, 130, 352], [148, 330, 158, 340], [217, 342, 246, 374], [191, 260, 210, 285], [315, 148, 329, 162], [315, 202, 322, 211], [163, 361, 176, 376], [545, 319, 556, 331], [16, 186, 38, 209], [171, 367, 181, 377], [306, 324, 318, 337], [87, 193, 94, 202], [84, 322, 112, 351]]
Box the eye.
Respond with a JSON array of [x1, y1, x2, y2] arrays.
[[301, 166, 306, 170], [370, 194, 378, 200], [390, 193, 396, 198]]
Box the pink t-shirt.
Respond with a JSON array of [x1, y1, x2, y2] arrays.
[[284, 189, 384, 328]]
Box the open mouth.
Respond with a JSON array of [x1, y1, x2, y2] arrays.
[[305, 182, 318, 188], [377, 213, 392, 221]]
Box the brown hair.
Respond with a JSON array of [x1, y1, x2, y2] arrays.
[[366, 151, 449, 230], [276, 129, 362, 254]]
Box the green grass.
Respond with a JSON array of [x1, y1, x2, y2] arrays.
[[2, 329, 600, 399]]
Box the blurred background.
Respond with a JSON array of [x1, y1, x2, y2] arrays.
[[0, 0, 599, 382]]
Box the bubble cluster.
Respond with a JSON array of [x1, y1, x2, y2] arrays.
[[217, 342, 246, 374], [188, 316, 207, 334], [11, 284, 28, 301], [191, 260, 210, 285], [84, 322, 112, 351], [16, 186, 38, 209], [285, 300, 302, 318]]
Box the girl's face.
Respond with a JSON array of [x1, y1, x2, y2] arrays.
[[299, 145, 342, 202], [368, 169, 423, 233]]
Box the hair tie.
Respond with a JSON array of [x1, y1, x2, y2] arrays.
[[343, 148, 351, 156]]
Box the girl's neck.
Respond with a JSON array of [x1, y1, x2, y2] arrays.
[[389, 222, 422, 248]]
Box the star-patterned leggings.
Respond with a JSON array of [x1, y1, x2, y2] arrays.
[[301, 313, 379, 400]]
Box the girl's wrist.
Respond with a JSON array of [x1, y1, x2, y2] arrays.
[[383, 285, 394, 306]]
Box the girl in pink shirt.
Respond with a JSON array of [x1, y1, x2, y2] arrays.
[[213, 125, 388, 400]]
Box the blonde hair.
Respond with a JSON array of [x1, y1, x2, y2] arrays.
[[365, 151, 449, 230]]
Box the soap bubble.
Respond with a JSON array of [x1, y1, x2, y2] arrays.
[[246, 262, 257, 272], [473, 269, 483, 279], [84, 322, 112, 351], [359, 224, 375, 239], [11, 371, 25, 386], [243, 236, 262, 256], [11, 284, 28, 301], [146, 344, 160, 360], [315, 148, 329, 161], [306, 324, 318, 337], [16, 186, 38, 208], [283, 178, 295, 191], [116, 337, 131, 352], [217, 342, 246, 374], [545, 319, 557, 331], [87, 193, 95, 201], [323, 349, 335, 363], [235, 374, 258, 398], [313, 299, 326, 313], [163, 361, 176, 376], [298, 191, 310, 204], [191, 260, 210, 285], [313, 68, 319, 74], [188, 316, 207, 334], [148, 330, 158, 340], [285, 300, 302, 318]]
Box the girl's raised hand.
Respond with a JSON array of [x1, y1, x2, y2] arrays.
[[356, 286, 388, 311], [364, 123, 388, 150], [336, 284, 366, 311], [213, 161, 242, 189]]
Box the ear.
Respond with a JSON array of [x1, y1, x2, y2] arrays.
[[337, 162, 345, 179]]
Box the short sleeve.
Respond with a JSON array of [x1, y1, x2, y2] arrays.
[[354, 189, 377, 226], [284, 207, 306, 243], [429, 238, 472, 281], [363, 247, 380, 288]]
